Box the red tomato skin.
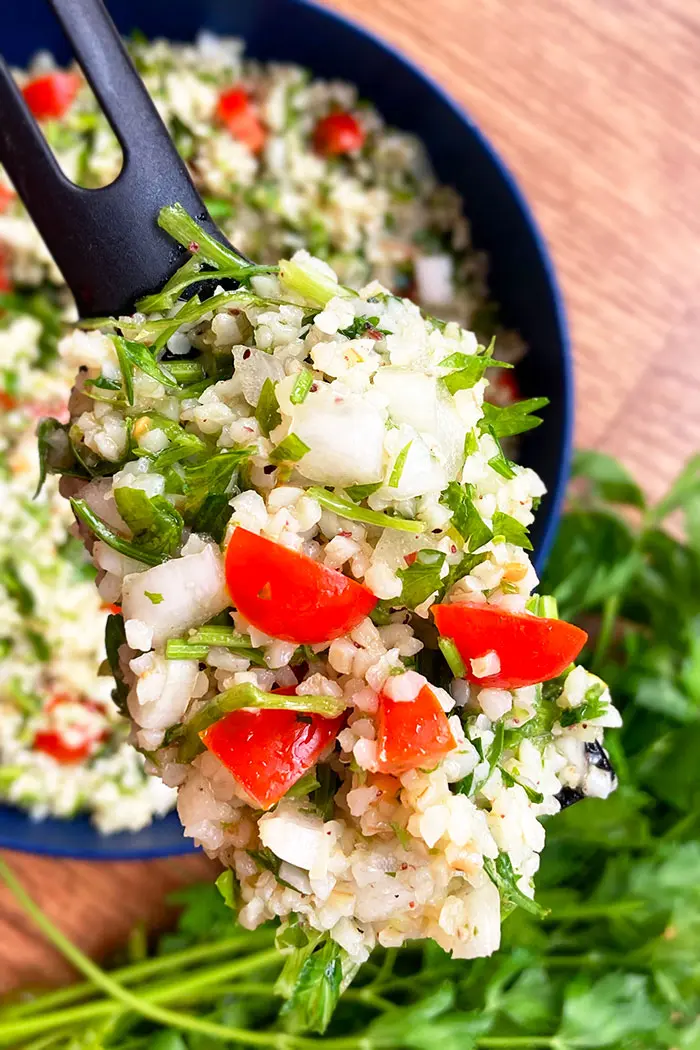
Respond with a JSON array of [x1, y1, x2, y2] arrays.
[[216, 88, 266, 153], [0, 249, 10, 294], [33, 731, 92, 765], [313, 112, 365, 156], [22, 73, 80, 120], [0, 185, 15, 213], [33, 692, 105, 764], [487, 370, 520, 406], [432, 603, 587, 690], [202, 705, 344, 810], [225, 528, 376, 644], [376, 685, 456, 776]]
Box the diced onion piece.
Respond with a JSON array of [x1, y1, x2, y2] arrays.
[[122, 545, 229, 647]]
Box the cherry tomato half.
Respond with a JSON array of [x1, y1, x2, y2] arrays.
[[216, 87, 266, 153], [33, 692, 106, 765], [0, 185, 15, 214], [376, 685, 456, 776], [201, 687, 344, 810], [22, 72, 81, 120], [313, 112, 365, 156], [432, 602, 587, 691], [225, 527, 376, 644]]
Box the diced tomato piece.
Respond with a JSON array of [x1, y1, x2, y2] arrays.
[[33, 692, 106, 765], [313, 111, 365, 156], [487, 370, 520, 407], [216, 87, 266, 153], [0, 392, 16, 412], [201, 687, 344, 810], [432, 603, 587, 690], [376, 685, 456, 775], [0, 185, 15, 213], [33, 732, 93, 765], [102, 602, 122, 616], [22, 72, 81, 120], [0, 250, 10, 295], [225, 527, 376, 644]]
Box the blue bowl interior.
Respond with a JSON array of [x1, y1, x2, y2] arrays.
[[1, 0, 572, 859]]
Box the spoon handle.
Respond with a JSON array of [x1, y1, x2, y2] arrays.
[[0, 0, 229, 318]]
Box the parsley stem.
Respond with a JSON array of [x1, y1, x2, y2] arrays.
[[0, 948, 282, 1042], [476, 1039, 555, 1048], [3, 933, 275, 1019], [592, 591, 620, 671]]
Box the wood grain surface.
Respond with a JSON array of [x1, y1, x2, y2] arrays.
[[2, 0, 697, 992]]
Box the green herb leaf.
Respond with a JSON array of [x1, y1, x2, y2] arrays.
[[0, 559, 35, 616], [104, 613, 129, 716], [145, 591, 164, 605], [397, 549, 446, 608], [280, 938, 344, 1035], [440, 482, 493, 551], [70, 498, 163, 566], [256, 377, 282, 437], [113, 336, 178, 404], [181, 447, 253, 519], [214, 869, 238, 911], [498, 764, 544, 803], [35, 417, 89, 494], [483, 852, 549, 918], [481, 396, 550, 438], [492, 510, 533, 551], [559, 683, 608, 727], [556, 973, 663, 1047], [440, 340, 512, 395], [113, 488, 183, 560]]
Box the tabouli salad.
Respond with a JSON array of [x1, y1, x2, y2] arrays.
[[44, 204, 619, 970], [0, 34, 520, 832], [0, 315, 175, 832]]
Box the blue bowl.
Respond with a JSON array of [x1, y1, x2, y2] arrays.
[[1, 0, 572, 859]]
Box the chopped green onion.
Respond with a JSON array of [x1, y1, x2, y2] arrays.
[[270, 434, 311, 464], [158, 203, 254, 276], [164, 360, 206, 384], [279, 258, 354, 307], [388, 442, 412, 489], [171, 682, 347, 762], [526, 594, 559, 618], [307, 487, 426, 533], [166, 640, 210, 660], [289, 369, 314, 405], [438, 637, 466, 678]]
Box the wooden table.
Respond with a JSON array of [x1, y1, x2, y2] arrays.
[[2, 0, 698, 992]]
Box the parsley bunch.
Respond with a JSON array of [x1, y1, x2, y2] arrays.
[[3, 450, 700, 1048]]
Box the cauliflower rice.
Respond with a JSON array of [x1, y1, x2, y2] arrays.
[[46, 206, 619, 967], [0, 34, 522, 833]]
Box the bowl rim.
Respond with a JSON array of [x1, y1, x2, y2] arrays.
[[1, 0, 573, 859]]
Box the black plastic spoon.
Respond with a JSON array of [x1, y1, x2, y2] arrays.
[[0, 0, 234, 318]]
